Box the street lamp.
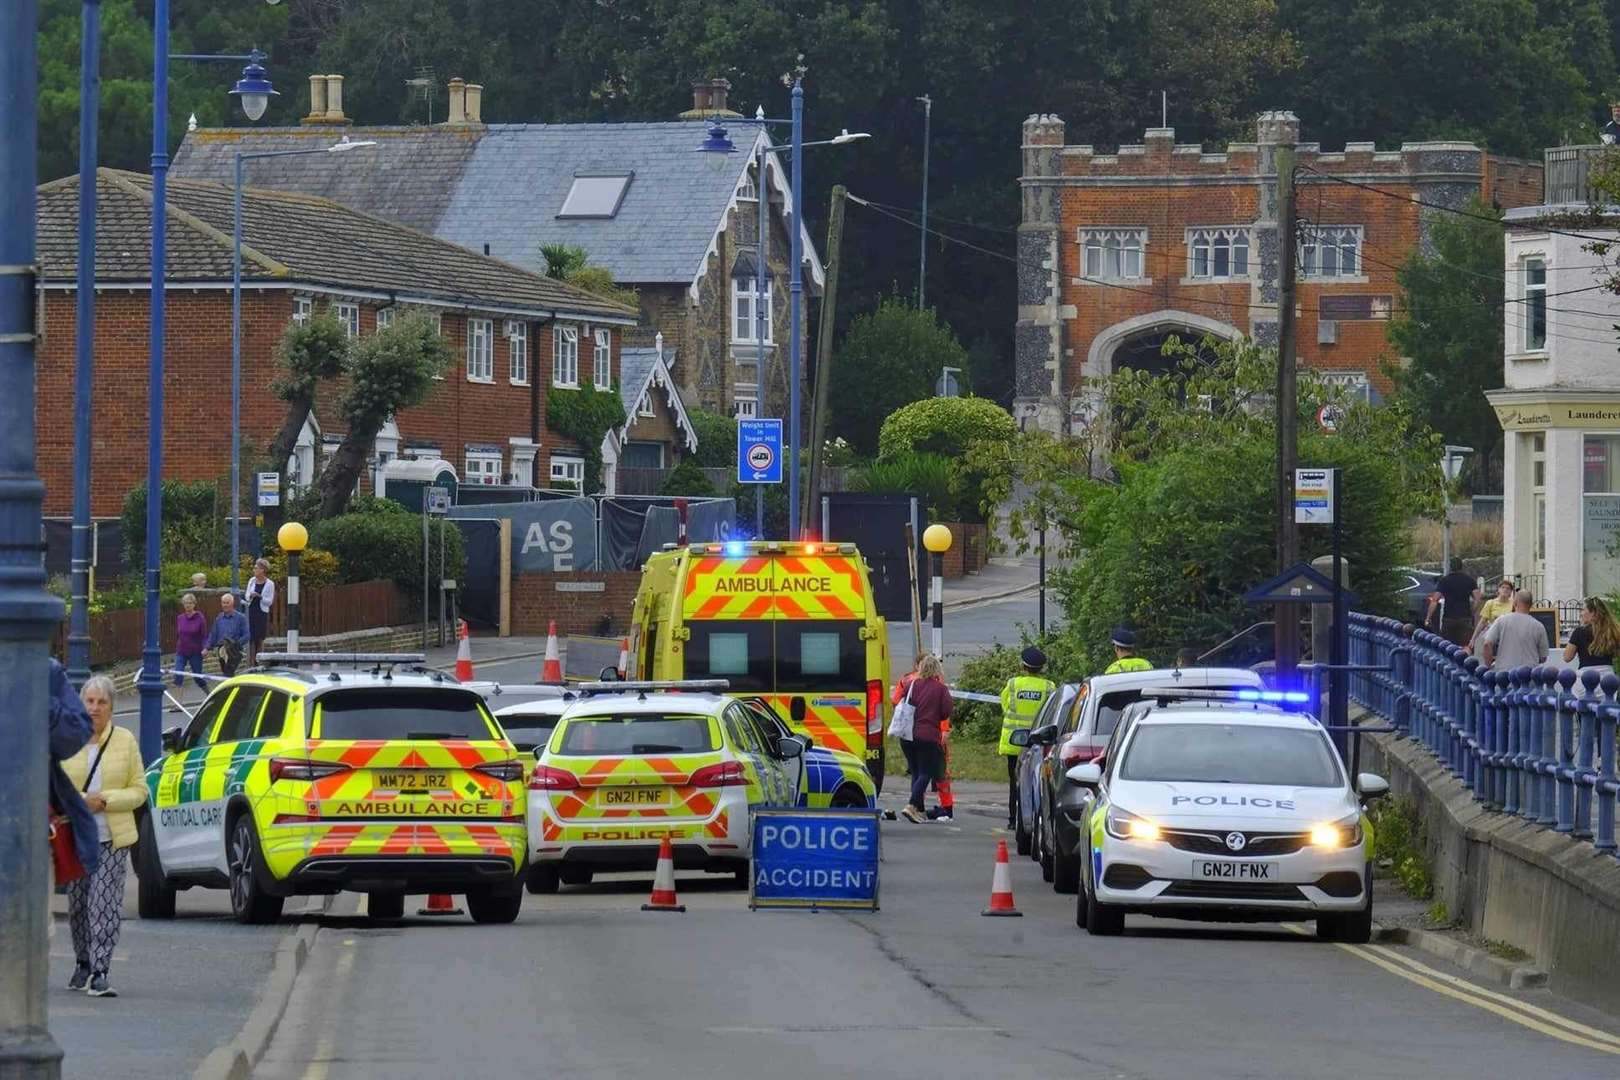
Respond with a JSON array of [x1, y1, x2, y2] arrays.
[[1440, 445, 1473, 574], [227, 50, 277, 121], [231, 138, 376, 593], [923, 524, 952, 658], [277, 521, 308, 653], [696, 90, 870, 539]]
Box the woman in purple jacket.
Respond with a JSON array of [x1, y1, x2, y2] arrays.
[[902, 654, 954, 823], [173, 592, 208, 698]]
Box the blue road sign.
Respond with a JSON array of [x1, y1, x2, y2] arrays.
[[737, 418, 784, 485], [750, 808, 881, 911]]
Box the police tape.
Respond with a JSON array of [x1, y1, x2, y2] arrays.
[[950, 689, 1002, 706]]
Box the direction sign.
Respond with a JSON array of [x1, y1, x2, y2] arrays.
[[1294, 467, 1336, 525], [737, 418, 784, 485]]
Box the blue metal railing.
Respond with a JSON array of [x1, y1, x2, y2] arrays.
[[1348, 612, 1620, 858]]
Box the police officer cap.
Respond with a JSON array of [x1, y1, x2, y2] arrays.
[[1020, 646, 1047, 669], [1110, 627, 1137, 649]]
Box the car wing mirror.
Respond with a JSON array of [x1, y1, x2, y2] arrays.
[[777, 737, 804, 759], [1357, 773, 1390, 800], [1066, 762, 1103, 787], [161, 726, 182, 754], [1008, 728, 1031, 748], [1031, 724, 1059, 746], [597, 665, 620, 681]]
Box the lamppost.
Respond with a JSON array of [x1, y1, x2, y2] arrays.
[[696, 87, 868, 539], [67, 0, 101, 686], [1440, 445, 1473, 574], [278, 521, 307, 653], [140, 8, 281, 764], [916, 93, 931, 309], [232, 139, 375, 593], [923, 524, 952, 658]]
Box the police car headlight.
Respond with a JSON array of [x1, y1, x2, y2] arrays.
[[1309, 815, 1363, 849], [1105, 807, 1160, 842]]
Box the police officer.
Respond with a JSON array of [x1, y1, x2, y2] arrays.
[[999, 646, 1055, 829], [1104, 628, 1152, 674]]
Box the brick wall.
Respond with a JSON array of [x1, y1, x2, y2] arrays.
[[510, 571, 642, 637]]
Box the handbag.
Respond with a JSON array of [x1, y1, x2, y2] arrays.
[[888, 677, 917, 741], [48, 731, 111, 886]]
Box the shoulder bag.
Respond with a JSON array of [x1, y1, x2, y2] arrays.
[[888, 677, 917, 741]]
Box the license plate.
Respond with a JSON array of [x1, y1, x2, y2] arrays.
[[375, 771, 450, 790], [600, 787, 670, 807], [1193, 860, 1281, 880]]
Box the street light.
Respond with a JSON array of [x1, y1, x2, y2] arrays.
[[923, 524, 952, 658], [277, 521, 308, 653], [231, 137, 376, 593], [227, 50, 277, 121], [1440, 445, 1473, 574]]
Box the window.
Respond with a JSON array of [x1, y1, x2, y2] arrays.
[[553, 325, 579, 387], [733, 388, 757, 420], [506, 320, 528, 384], [314, 688, 493, 741], [213, 687, 268, 745], [550, 455, 585, 492], [593, 328, 612, 389], [180, 693, 231, 750], [733, 278, 774, 343], [1524, 258, 1547, 351], [1300, 226, 1362, 278], [466, 318, 494, 382], [555, 713, 716, 756], [557, 173, 633, 218], [1121, 724, 1342, 787], [1080, 229, 1146, 280], [737, 171, 758, 201], [292, 297, 312, 326], [333, 302, 360, 339], [465, 450, 502, 486], [1188, 227, 1250, 279], [685, 621, 772, 691], [1584, 436, 1620, 595], [776, 623, 864, 693], [638, 393, 655, 418], [1531, 432, 1547, 571], [375, 307, 394, 330]]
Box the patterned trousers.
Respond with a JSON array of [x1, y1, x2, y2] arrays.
[[67, 842, 126, 974]]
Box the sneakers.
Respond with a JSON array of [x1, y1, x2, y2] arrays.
[[86, 973, 116, 998], [926, 807, 954, 821], [67, 965, 89, 991], [899, 806, 926, 823]]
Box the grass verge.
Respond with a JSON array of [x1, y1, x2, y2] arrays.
[[881, 735, 1008, 783]]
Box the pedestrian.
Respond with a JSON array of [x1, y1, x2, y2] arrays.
[[189, 571, 208, 590], [173, 592, 208, 703], [1175, 646, 1199, 669], [48, 659, 98, 944], [998, 646, 1056, 829], [1478, 589, 1550, 672], [901, 654, 952, 824], [60, 675, 146, 997], [1104, 628, 1152, 674], [1469, 578, 1516, 650], [1563, 596, 1620, 670], [244, 558, 277, 665], [890, 652, 926, 798], [1427, 568, 1481, 648], [204, 592, 250, 676]]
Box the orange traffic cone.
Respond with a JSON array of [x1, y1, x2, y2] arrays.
[[540, 620, 563, 684], [981, 839, 1023, 917], [454, 619, 474, 682], [617, 637, 630, 679], [641, 836, 686, 912], [418, 892, 463, 917]]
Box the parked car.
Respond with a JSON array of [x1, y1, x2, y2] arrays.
[[1013, 683, 1081, 862]]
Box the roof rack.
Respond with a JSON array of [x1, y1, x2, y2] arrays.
[[575, 679, 731, 696]]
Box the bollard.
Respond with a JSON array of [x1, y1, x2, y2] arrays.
[[1392, 641, 1413, 736], [1521, 667, 1545, 823], [1448, 646, 1467, 776], [1555, 667, 1577, 833], [1536, 666, 1558, 827], [1461, 656, 1483, 792], [1596, 674, 1620, 856], [1479, 670, 1500, 809], [1503, 667, 1525, 817], [1576, 668, 1602, 839]]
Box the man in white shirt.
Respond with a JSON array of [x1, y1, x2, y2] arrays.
[[1479, 590, 1549, 672]]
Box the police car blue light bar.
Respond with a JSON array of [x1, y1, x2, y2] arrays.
[[724, 541, 748, 556], [1147, 687, 1313, 706], [1236, 689, 1312, 703]]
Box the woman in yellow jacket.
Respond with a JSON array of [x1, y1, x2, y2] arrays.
[[60, 674, 148, 997]]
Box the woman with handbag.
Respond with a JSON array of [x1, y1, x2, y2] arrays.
[[901, 655, 953, 824], [60, 675, 147, 997], [48, 659, 97, 944], [888, 653, 926, 794]]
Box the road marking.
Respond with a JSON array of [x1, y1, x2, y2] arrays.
[[1281, 924, 1620, 1056], [300, 934, 357, 1080]]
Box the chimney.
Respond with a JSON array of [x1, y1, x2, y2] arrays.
[[1255, 109, 1301, 146], [324, 74, 346, 122], [446, 77, 467, 125], [303, 74, 328, 124], [465, 83, 483, 124], [679, 77, 740, 120]]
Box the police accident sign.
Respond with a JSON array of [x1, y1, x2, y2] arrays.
[[750, 808, 881, 911]]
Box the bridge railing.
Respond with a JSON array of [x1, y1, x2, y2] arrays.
[[1348, 612, 1620, 859]]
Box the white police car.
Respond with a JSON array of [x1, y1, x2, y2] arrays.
[[1069, 689, 1387, 942]]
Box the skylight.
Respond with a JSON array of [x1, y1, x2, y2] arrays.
[[558, 173, 633, 218]]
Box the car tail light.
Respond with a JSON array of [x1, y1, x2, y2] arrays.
[[269, 758, 350, 783], [687, 761, 749, 787], [1061, 744, 1101, 770], [866, 679, 883, 742], [474, 760, 525, 782], [527, 765, 580, 791]]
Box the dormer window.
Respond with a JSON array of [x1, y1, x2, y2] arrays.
[[558, 173, 633, 218]]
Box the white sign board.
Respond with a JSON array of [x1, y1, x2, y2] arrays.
[[1294, 467, 1335, 525], [426, 485, 451, 515], [256, 472, 281, 508]]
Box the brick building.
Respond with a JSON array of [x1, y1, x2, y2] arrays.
[[170, 76, 820, 424], [610, 334, 699, 492], [36, 168, 636, 520], [1016, 111, 1544, 432]]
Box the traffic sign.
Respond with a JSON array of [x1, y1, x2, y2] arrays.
[[256, 472, 281, 508], [425, 485, 451, 515], [737, 418, 783, 485], [1294, 467, 1336, 525], [750, 808, 880, 911], [1316, 403, 1344, 433]]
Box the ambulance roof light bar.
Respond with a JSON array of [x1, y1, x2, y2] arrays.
[[688, 541, 856, 556]]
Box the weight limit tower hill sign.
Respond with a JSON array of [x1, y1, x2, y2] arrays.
[[738, 419, 783, 485]]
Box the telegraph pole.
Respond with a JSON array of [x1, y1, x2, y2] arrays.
[[1274, 141, 1300, 682], [916, 94, 931, 309], [806, 185, 846, 529]]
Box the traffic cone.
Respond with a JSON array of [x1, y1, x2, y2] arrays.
[[617, 637, 630, 680], [454, 619, 474, 683], [981, 839, 1023, 917], [641, 836, 686, 912], [418, 892, 463, 917], [540, 620, 563, 684]]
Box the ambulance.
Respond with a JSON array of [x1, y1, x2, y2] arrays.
[[627, 540, 889, 777]]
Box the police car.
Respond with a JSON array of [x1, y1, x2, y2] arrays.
[[1069, 689, 1387, 941], [136, 654, 528, 925], [527, 681, 826, 892]]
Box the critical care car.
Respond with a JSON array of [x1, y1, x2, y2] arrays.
[[1069, 689, 1387, 941], [136, 654, 528, 925], [526, 681, 824, 892]]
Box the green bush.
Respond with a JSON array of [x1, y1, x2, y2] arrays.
[[659, 458, 716, 496], [239, 549, 341, 589], [877, 396, 1016, 460], [830, 297, 973, 456], [688, 408, 738, 468], [121, 480, 226, 566], [548, 385, 626, 493], [1370, 796, 1433, 900], [850, 452, 962, 520], [311, 509, 465, 597]]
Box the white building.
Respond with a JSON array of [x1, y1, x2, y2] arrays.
[[1490, 146, 1620, 602]]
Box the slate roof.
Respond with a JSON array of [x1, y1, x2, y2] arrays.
[[619, 345, 697, 452], [171, 122, 823, 289], [36, 169, 637, 322]]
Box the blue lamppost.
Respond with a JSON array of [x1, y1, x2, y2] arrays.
[[696, 82, 867, 539], [67, 0, 102, 687]]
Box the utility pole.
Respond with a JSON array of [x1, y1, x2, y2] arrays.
[[1274, 141, 1300, 683], [917, 94, 931, 309], [806, 185, 847, 529]]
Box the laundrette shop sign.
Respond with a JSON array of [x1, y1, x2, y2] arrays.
[[750, 808, 881, 911]]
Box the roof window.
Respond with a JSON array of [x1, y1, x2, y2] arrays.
[[558, 173, 633, 218]]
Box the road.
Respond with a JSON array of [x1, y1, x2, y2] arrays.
[[251, 796, 1620, 1080]]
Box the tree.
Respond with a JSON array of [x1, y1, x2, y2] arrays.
[[829, 298, 971, 456], [317, 313, 451, 518], [267, 312, 349, 499], [1385, 197, 1506, 493], [540, 242, 639, 308], [687, 408, 737, 468]]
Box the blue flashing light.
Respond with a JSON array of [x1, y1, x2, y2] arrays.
[[1236, 689, 1261, 701], [1237, 689, 1311, 705], [724, 541, 748, 557]]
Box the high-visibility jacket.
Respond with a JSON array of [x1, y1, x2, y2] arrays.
[[999, 674, 1056, 756], [1104, 656, 1153, 675]]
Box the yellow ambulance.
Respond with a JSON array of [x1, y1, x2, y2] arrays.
[[628, 540, 890, 778]]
